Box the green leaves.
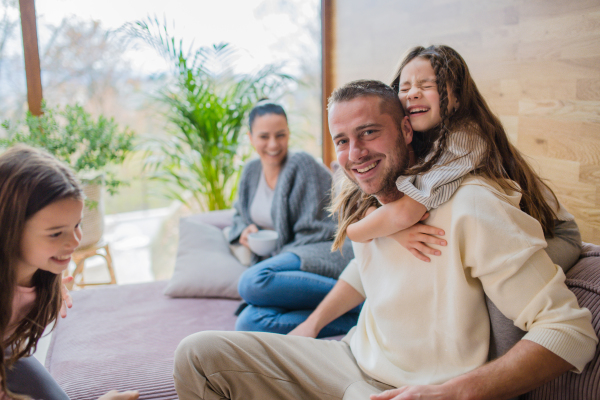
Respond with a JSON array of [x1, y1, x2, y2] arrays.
[[133, 17, 294, 211], [0, 103, 134, 195]]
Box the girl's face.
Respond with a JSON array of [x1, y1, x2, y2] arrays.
[[17, 197, 83, 287], [398, 57, 459, 132], [248, 113, 290, 169]]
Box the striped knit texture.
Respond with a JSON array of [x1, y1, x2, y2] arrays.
[[396, 128, 486, 210], [46, 281, 239, 400], [521, 243, 600, 400]]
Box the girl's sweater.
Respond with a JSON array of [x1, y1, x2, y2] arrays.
[[5, 286, 35, 342]]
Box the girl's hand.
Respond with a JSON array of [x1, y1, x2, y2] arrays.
[[60, 276, 73, 318], [388, 213, 446, 262], [98, 390, 139, 400], [239, 224, 259, 248]]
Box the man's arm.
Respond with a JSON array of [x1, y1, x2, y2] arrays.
[[288, 279, 365, 338], [370, 339, 572, 400]]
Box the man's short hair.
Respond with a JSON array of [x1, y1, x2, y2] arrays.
[[328, 80, 405, 133]]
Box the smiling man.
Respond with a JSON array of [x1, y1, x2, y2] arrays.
[[173, 80, 597, 400]]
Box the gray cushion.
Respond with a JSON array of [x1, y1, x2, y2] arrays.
[[163, 216, 246, 299]]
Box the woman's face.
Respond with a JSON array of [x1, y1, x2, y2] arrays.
[[248, 113, 290, 168], [398, 57, 459, 132]]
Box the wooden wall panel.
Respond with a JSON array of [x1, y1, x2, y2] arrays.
[[330, 0, 600, 244]]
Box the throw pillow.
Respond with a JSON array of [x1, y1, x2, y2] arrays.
[[164, 216, 247, 299]]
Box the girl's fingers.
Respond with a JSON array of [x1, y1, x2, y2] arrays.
[[416, 225, 445, 236], [410, 248, 431, 262], [417, 234, 447, 246], [415, 242, 441, 256]]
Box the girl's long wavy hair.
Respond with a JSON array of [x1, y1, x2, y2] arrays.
[[0, 145, 83, 397], [390, 45, 558, 236]]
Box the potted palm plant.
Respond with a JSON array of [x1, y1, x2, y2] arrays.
[[1, 103, 134, 248], [130, 18, 293, 211]]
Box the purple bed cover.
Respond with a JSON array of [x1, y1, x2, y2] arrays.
[[45, 280, 239, 400]]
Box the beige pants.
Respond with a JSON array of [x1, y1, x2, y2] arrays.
[[174, 330, 394, 400]]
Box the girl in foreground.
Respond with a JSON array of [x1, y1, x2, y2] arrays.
[[0, 145, 138, 399]]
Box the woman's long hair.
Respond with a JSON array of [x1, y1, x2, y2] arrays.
[[390, 45, 558, 235], [0, 145, 83, 397]]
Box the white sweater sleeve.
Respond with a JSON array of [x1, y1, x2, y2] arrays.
[[396, 130, 486, 210], [338, 258, 365, 298], [458, 182, 597, 373]]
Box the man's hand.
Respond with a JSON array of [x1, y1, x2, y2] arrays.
[[60, 276, 73, 318], [239, 224, 259, 248], [370, 340, 575, 400], [370, 385, 454, 400], [388, 213, 446, 262], [288, 320, 320, 338]]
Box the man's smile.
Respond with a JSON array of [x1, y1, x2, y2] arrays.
[[355, 162, 378, 173], [349, 159, 382, 180]]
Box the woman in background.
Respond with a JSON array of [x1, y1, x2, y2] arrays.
[[229, 100, 357, 337]]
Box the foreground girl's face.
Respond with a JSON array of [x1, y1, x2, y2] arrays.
[[398, 57, 459, 132], [249, 113, 290, 168], [18, 197, 83, 286]]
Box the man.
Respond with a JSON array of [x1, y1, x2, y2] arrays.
[[173, 80, 597, 400]]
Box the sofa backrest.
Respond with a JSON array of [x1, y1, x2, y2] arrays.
[[522, 243, 600, 400]]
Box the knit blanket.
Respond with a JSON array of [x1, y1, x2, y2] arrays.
[[45, 281, 238, 399]]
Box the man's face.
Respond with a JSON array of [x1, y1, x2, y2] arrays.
[[329, 96, 413, 203]]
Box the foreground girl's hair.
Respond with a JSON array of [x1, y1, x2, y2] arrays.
[[0, 144, 83, 396], [390, 45, 558, 236]]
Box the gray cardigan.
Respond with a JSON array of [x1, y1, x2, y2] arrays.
[[228, 152, 354, 279]]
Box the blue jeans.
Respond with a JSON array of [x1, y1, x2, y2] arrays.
[[236, 252, 360, 337]]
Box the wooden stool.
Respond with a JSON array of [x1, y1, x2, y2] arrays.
[[67, 240, 116, 289]]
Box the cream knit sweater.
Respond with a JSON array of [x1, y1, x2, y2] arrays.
[[340, 175, 597, 388]]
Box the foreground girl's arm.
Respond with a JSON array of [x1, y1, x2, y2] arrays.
[[98, 390, 140, 400], [346, 195, 426, 243]]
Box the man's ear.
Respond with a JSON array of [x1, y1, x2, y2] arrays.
[[401, 116, 413, 145]]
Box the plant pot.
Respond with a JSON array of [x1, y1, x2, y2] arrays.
[[77, 173, 105, 250]]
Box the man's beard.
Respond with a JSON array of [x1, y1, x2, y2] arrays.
[[343, 134, 410, 202]]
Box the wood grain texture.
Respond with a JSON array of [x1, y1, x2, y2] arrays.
[[329, 0, 600, 244]]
